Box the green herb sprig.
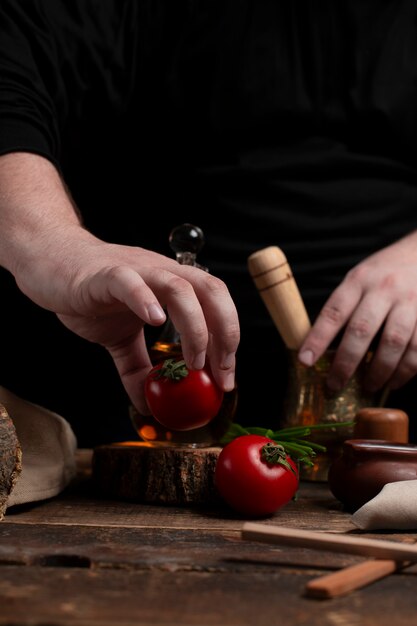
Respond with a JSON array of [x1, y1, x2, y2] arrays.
[[220, 421, 354, 467]]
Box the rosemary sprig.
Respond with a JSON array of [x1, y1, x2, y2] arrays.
[[220, 421, 354, 467]]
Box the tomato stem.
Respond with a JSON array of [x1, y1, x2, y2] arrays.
[[261, 442, 297, 475], [156, 358, 189, 381]]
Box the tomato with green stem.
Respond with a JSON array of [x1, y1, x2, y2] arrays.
[[215, 434, 299, 517], [144, 358, 224, 431]]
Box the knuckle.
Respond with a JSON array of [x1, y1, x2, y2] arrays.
[[104, 265, 125, 281], [380, 273, 397, 290], [224, 322, 240, 348], [192, 325, 209, 345], [406, 289, 417, 303], [382, 330, 408, 351], [320, 303, 345, 325], [166, 274, 193, 296], [203, 273, 228, 295], [346, 264, 367, 284], [346, 318, 372, 341]]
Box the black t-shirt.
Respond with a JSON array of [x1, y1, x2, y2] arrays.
[[1, 0, 417, 444]]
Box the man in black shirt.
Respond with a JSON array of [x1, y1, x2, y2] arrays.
[[1, 0, 417, 444]]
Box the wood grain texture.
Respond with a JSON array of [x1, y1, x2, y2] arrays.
[[0, 522, 369, 571], [0, 403, 22, 520], [248, 246, 311, 349], [0, 562, 417, 626], [92, 443, 222, 504]]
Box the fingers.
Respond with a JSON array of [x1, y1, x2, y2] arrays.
[[150, 268, 240, 392], [325, 292, 392, 390], [298, 277, 363, 372], [83, 263, 240, 393], [298, 271, 417, 392], [84, 266, 167, 325], [364, 303, 417, 391]]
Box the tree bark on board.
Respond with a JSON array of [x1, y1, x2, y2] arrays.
[[0, 403, 22, 519], [92, 444, 222, 505]]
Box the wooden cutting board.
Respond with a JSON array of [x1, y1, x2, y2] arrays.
[[92, 443, 222, 505]]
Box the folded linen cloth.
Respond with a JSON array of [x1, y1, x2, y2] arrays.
[[0, 386, 77, 508], [352, 479, 417, 530]]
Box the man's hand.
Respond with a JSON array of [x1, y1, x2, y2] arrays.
[[299, 231, 417, 393], [0, 153, 240, 416]]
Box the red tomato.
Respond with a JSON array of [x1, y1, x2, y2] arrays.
[[215, 434, 299, 517], [144, 358, 224, 431]]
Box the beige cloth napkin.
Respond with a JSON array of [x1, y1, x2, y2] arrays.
[[351, 479, 417, 530], [0, 386, 77, 507]]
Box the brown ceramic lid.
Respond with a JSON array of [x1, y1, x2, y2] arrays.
[[353, 407, 409, 443]]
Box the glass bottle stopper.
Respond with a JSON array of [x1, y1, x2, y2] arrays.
[[169, 223, 205, 267]]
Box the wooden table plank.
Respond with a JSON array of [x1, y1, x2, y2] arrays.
[[3, 478, 356, 533], [1, 522, 383, 571], [0, 565, 416, 626]]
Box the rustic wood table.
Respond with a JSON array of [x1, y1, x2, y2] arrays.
[[1, 449, 416, 626]]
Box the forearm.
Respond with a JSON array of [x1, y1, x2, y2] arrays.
[[0, 152, 102, 305], [0, 152, 85, 267]]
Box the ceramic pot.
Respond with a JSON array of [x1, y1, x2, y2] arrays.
[[328, 439, 417, 512]]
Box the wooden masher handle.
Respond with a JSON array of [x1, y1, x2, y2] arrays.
[[247, 246, 311, 349]]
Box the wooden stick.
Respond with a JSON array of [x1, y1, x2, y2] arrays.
[[247, 246, 311, 349], [305, 559, 409, 599], [241, 523, 417, 562]]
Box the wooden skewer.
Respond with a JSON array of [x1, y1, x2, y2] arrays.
[[304, 558, 410, 599], [241, 523, 417, 562]]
